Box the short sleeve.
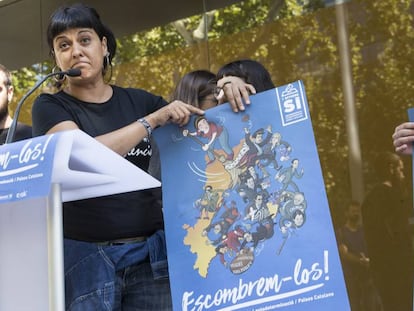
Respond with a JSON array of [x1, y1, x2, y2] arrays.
[[31, 93, 74, 136]]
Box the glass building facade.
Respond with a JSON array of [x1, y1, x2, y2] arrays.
[[10, 0, 414, 309], [112, 0, 414, 214]]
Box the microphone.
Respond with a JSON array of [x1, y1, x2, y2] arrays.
[[62, 68, 82, 77], [4, 69, 82, 144]]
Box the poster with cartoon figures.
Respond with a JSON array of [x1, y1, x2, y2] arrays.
[[154, 80, 350, 311]]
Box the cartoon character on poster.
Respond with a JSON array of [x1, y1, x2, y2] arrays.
[[155, 81, 350, 311]]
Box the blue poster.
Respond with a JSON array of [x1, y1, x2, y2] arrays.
[[0, 133, 58, 203], [155, 81, 350, 311]]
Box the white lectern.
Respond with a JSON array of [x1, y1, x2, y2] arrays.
[[0, 130, 161, 311]]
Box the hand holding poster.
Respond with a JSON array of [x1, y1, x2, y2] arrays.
[[155, 81, 350, 311]]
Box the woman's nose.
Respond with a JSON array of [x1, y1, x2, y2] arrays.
[[71, 43, 83, 58]]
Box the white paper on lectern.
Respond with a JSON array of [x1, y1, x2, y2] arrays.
[[52, 129, 161, 202]]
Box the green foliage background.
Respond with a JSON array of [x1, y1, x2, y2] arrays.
[[10, 0, 414, 225]]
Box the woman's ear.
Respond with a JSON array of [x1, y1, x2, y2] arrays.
[[102, 36, 108, 56]]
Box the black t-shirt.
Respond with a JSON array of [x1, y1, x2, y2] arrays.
[[0, 122, 32, 144], [31, 85, 167, 241], [361, 182, 414, 311]]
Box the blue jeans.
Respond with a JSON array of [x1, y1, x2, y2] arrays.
[[64, 230, 172, 311]]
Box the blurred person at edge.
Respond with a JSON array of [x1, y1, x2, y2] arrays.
[[30, 3, 205, 311], [361, 152, 413, 311], [336, 200, 382, 311], [0, 63, 32, 144]]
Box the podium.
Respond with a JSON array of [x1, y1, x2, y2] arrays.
[[0, 129, 161, 311]]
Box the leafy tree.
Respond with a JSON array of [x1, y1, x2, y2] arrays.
[[9, 0, 414, 223]]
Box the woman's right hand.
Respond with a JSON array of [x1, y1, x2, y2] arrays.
[[148, 100, 204, 128], [392, 122, 414, 155]]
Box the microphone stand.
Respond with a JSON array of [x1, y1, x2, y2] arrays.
[[4, 69, 80, 144]]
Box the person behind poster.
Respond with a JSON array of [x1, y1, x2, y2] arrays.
[[171, 69, 218, 111], [0, 64, 32, 144], [361, 151, 413, 311], [171, 59, 273, 114], [149, 64, 263, 223], [216, 59, 275, 102], [336, 200, 381, 311]]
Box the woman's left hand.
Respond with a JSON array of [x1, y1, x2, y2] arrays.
[[216, 76, 256, 112]]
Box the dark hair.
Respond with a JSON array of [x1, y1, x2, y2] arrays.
[[345, 200, 361, 215], [373, 151, 402, 180], [0, 63, 12, 87], [172, 70, 216, 108], [217, 59, 275, 93], [47, 3, 117, 69]]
